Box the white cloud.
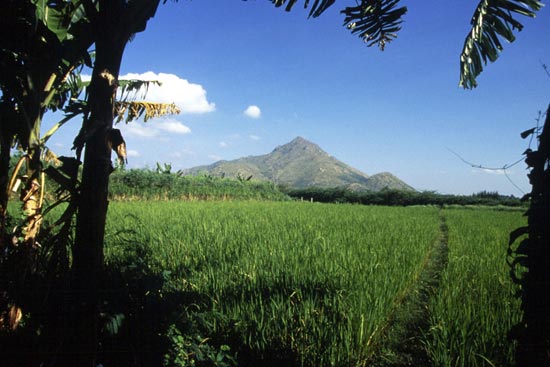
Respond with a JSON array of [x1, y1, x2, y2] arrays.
[[249, 135, 260, 141], [127, 149, 140, 157], [156, 119, 191, 135], [122, 123, 159, 138], [118, 71, 215, 114], [208, 154, 222, 161], [475, 168, 509, 175], [219, 141, 228, 148], [169, 148, 195, 159], [118, 118, 191, 139], [244, 105, 261, 119]]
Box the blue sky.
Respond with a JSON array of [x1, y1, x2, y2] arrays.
[[45, 0, 550, 195]]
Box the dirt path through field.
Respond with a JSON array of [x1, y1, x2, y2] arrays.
[[369, 210, 449, 366]]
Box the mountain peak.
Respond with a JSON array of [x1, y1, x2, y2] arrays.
[[273, 136, 324, 155], [289, 136, 311, 145], [183, 138, 414, 191]]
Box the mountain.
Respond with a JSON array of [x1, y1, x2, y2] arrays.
[[183, 137, 414, 192]]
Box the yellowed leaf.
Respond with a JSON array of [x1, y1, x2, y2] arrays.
[[8, 305, 22, 330]]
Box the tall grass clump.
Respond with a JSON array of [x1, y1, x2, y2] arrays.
[[104, 202, 440, 366], [423, 208, 524, 367]]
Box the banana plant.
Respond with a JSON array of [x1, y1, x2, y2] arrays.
[[271, 0, 544, 89], [0, 0, 95, 250], [0, 1, 96, 334], [0, 0, 177, 333], [1, 70, 181, 334]]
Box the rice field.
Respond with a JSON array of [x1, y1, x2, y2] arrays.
[[103, 201, 524, 366], [423, 209, 524, 367]]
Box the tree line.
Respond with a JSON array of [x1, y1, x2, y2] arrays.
[[285, 187, 524, 207], [109, 168, 289, 202], [108, 165, 525, 207]]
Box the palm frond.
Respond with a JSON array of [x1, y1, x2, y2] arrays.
[[267, 0, 407, 50], [460, 0, 543, 89], [114, 101, 180, 123], [269, 0, 336, 18], [341, 0, 407, 51]]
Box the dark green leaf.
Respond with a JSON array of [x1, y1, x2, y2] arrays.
[[342, 1, 407, 50], [459, 0, 542, 89], [104, 313, 126, 336]]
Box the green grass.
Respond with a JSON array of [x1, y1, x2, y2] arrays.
[[422, 208, 524, 367], [102, 202, 524, 366], [105, 202, 440, 366]]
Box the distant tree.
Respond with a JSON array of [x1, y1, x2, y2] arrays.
[[474, 190, 501, 199]]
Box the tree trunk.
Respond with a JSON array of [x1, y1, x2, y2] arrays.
[[69, 37, 125, 366], [67, 1, 161, 364]]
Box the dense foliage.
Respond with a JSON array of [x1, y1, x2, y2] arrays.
[[109, 168, 290, 201]]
